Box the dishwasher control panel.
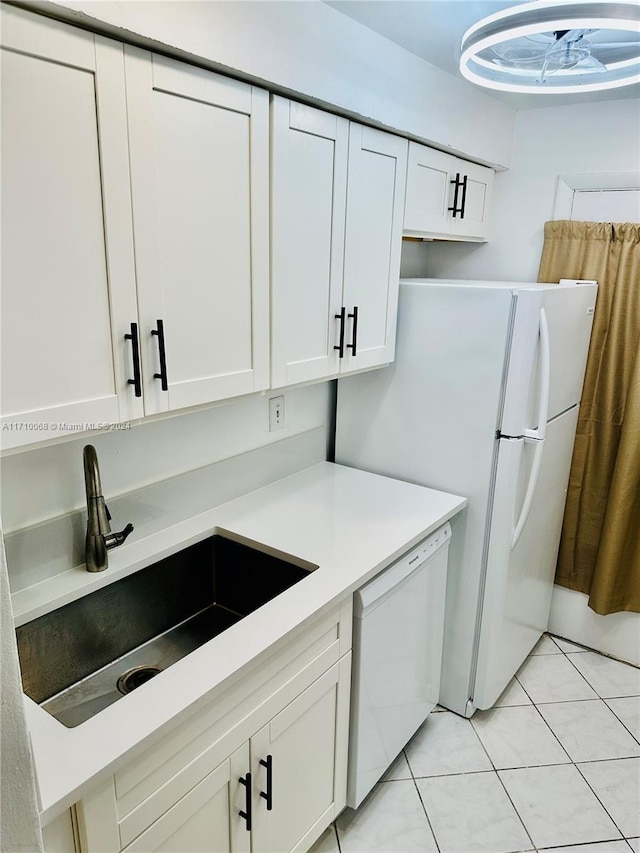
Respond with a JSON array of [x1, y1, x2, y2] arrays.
[[354, 522, 451, 617]]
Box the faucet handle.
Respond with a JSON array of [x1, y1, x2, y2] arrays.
[[105, 503, 112, 522], [104, 523, 134, 551]]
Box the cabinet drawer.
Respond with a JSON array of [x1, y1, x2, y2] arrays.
[[110, 600, 351, 847]]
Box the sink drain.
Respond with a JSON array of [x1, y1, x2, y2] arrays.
[[117, 665, 163, 695]]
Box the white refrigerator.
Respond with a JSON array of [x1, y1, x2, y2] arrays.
[[336, 278, 597, 717]]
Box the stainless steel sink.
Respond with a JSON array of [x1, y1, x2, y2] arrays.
[[16, 533, 316, 728]]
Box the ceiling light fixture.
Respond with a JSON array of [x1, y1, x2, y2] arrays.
[[459, 0, 640, 94]]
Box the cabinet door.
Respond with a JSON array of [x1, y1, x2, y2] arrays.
[[0, 7, 142, 450], [404, 142, 493, 242], [271, 97, 349, 387], [123, 745, 250, 853], [403, 142, 454, 237], [341, 125, 408, 373], [250, 657, 351, 853], [42, 810, 78, 853], [448, 160, 493, 242], [124, 49, 270, 415]]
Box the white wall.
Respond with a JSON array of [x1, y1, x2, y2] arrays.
[[1, 384, 331, 533], [549, 587, 640, 668], [37, 0, 515, 168], [406, 97, 640, 282]]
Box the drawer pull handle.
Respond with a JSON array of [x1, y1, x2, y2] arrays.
[[239, 772, 252, 831], [334, 307, 346, 358], [259, 755, 273, 811], [347, 306, 359, 357], [151, 319, 168, 391], [124, 322, 142, 397]]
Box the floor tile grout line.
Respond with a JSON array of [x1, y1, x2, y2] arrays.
[[527, 654, 634, 845], [549, 634, 640, 670], [523, 693, 575, 764], [573, 758, 633, 842], [493, 767, 537, 852], [563, 650, 640, 702], [331, 821, 342, 853], [514, 672, 538, 705], [409, 771, 442, 853], [517, 643, 640, 707], [603, 699, 640, 748], [407, 753, 640, 776], [532, 694, 640, 764], [535, 838, 631, 851], [466, 706, 538, 852], [532, 694, 640, 705], [484, 647, 632, 850]]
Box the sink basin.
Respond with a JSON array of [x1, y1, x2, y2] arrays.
[[15, 533, 316, 728]]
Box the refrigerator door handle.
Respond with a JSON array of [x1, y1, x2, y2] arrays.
[[524, 308, 550, 442], [512, 436, 545, 549]]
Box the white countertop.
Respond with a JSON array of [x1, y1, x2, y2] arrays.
[[21, 461, 466, 823]]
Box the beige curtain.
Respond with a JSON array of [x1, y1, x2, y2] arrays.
[[538, 220, 640, 615]]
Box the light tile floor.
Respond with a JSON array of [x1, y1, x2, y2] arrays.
[[311, 634, 640, 853]]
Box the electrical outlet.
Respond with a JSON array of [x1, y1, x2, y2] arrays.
[[269, 395, 285, 431]]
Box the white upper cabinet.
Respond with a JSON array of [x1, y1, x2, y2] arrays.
[[0, 6, 142, 449], [271, 98, 407, 386], [341, 124, 407, 372], [271, 98, 349, 388], [404, 141, 493, 242], [124, 49, 270, 415]]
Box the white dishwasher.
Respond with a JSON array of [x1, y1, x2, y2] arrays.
[[347, 522, 451, 808]]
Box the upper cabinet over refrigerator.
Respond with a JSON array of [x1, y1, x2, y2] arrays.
[[270, 97, 407, 387], [403, 142, 493, 242]]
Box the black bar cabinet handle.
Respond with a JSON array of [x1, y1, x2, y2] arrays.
[[259, 755, 273, 811], [239, 772, 252, 831], [459, 174, 468, 219], [448, 172, 461, 218], [151, 319, 168, 391], [334, 307, 346, 358], [124, 322, 142, 398], [347, 306, 359, 357]]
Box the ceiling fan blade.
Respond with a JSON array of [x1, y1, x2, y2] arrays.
[[577, 54, 608, 72], [491, 40, 548, 62]]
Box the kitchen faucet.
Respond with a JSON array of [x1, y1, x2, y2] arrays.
[[83, 444, 134, 572]]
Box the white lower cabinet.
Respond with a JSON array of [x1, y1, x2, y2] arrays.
[[250, 664, 350, 853], [122, 746, 250, 853], [67, 603, 352, 853]]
